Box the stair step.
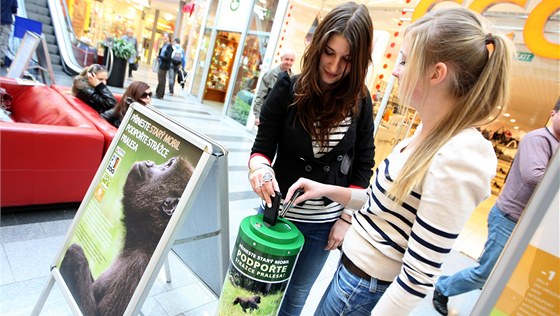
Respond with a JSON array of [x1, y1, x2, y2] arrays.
[[42, 24, 54, 36], [47, 43, 58, 55], [50, 54, 61, 65], [26, 12, 52, 27], [43, 33, 55, 45], [25, 0, 48, 7], [25, 3, 49, 15]]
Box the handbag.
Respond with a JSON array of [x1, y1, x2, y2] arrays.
[[130, 56, 139, 71], [151, 58, 160, 73]]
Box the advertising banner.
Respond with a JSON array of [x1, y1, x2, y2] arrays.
[[53, 104, 213, 316]]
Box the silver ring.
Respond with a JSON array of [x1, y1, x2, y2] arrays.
[[258, 181, 264, 187], [262, 171, 273, 182]]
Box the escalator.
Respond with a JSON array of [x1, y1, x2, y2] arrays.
[[22, 0, 98, 76]]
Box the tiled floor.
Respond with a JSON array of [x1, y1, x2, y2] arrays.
[[1, 66, 488, 315]]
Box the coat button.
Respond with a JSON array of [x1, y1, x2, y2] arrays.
[[305, 165, 312, 172], [323, 166, 330, 172], [337, 155, 344, 161]]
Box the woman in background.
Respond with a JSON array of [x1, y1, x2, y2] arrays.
[[102, 81, 152, 127], [72, 64, 116, 113]]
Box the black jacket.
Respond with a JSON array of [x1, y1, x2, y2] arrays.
[[72, 76, 117, 113], [157, 44, 173, 71], [100, 108, 121, 127], [251, 72, 375, 198]]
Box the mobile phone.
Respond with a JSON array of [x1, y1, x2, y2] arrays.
[[280, 188, 304, 217], [263, 191, 282, 226]]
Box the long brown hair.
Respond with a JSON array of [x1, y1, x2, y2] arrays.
[[294, 2, 373, 147], [114, 81, 150, 118], [388, 8, 515, 204]]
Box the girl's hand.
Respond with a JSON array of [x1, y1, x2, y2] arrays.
[[284, 178, 326, 205], [249, 167, 279, 207], [87, 72, 101, 87], [325, 218, 351, 250]]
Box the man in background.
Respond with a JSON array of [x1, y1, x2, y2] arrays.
[[0, 0, 17, 67], [433, 99, 560, 315], [122, 29, 138, 78], [252, 48, 295, 126], [168, 38, 184, 95]]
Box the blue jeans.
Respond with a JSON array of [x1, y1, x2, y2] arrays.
[[314, 263, 390, 316], [168, 66, 177, 93], [436, 205, 517, 297], [278, 220, 334, 316]]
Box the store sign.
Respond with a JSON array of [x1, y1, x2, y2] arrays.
[[412, 0, 560, 60], [517, 52, 535, 62], [217, 0, 251, 32]]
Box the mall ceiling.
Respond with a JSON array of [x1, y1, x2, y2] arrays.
[[151, 0, 559, 135]]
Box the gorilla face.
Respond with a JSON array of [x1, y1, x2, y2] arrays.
[[121, 157, 194, 240]]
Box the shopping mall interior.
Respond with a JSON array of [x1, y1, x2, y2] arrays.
[[1, 0, 558, 315]]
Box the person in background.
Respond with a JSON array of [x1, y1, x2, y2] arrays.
[[432, 99, 560, 315], [283, 7, 515, 315], [252, 48, 296, 126], [168, 38, 184, 95], [121, 28, 138, 78], [248, 3, 375, 315], [72, 64, 116, 114], [155, 33, 173, 99], [0, 0, 17, 67], [101, 81, 152, 128]]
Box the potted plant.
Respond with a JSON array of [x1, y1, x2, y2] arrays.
[[107, 38, 135, 87], [112, 38, 135, 60]]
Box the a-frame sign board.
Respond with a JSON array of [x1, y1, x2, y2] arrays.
[[6, 31, 55, 85], [31, 104, 218, 315]]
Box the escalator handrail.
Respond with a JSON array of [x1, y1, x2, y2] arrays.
[[47, 0, 83, 75], [104, 46, 114, 77]]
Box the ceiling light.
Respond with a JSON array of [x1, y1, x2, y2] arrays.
[[514, 126, 519, 130], [510, 119, 516, 123], [503, 113, 511, 117]]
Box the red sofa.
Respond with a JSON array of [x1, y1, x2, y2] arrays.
[[52, 85, 118, 153], [0, 78, 107, 207]]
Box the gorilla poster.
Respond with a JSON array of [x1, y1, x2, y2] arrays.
[[55, 106, 210, 316]]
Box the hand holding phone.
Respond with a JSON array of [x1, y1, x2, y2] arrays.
[[280, 188, 304, 217], [263, 191, 282, 226]]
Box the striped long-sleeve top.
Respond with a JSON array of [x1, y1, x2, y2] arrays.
[[342, 126, 496, 315]]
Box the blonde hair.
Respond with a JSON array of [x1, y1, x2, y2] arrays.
[[388, 8, 515, 204]]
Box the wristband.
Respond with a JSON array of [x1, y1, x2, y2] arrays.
[[248, 163, 274, 176], [338, 217, 351, 225]]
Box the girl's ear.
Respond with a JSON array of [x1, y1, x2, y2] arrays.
[[430, 62, 448, 85]]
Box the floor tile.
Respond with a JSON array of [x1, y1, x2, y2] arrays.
[[40, 219, 74, 238], [0, 222, 46, 243], [140, 296, 168, 316], [4, 236, 65, 282], [182, 300, 219, 316], [154, 283, 215, 316], [228, 170, 254, 193], [0, 245, 15, 284]]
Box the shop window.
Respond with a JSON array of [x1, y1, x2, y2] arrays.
[[226, 34, 266, 125], [204, 32, 240, 103]]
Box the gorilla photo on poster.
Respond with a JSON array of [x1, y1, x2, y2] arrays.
[[59, 156, 194, 316]]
